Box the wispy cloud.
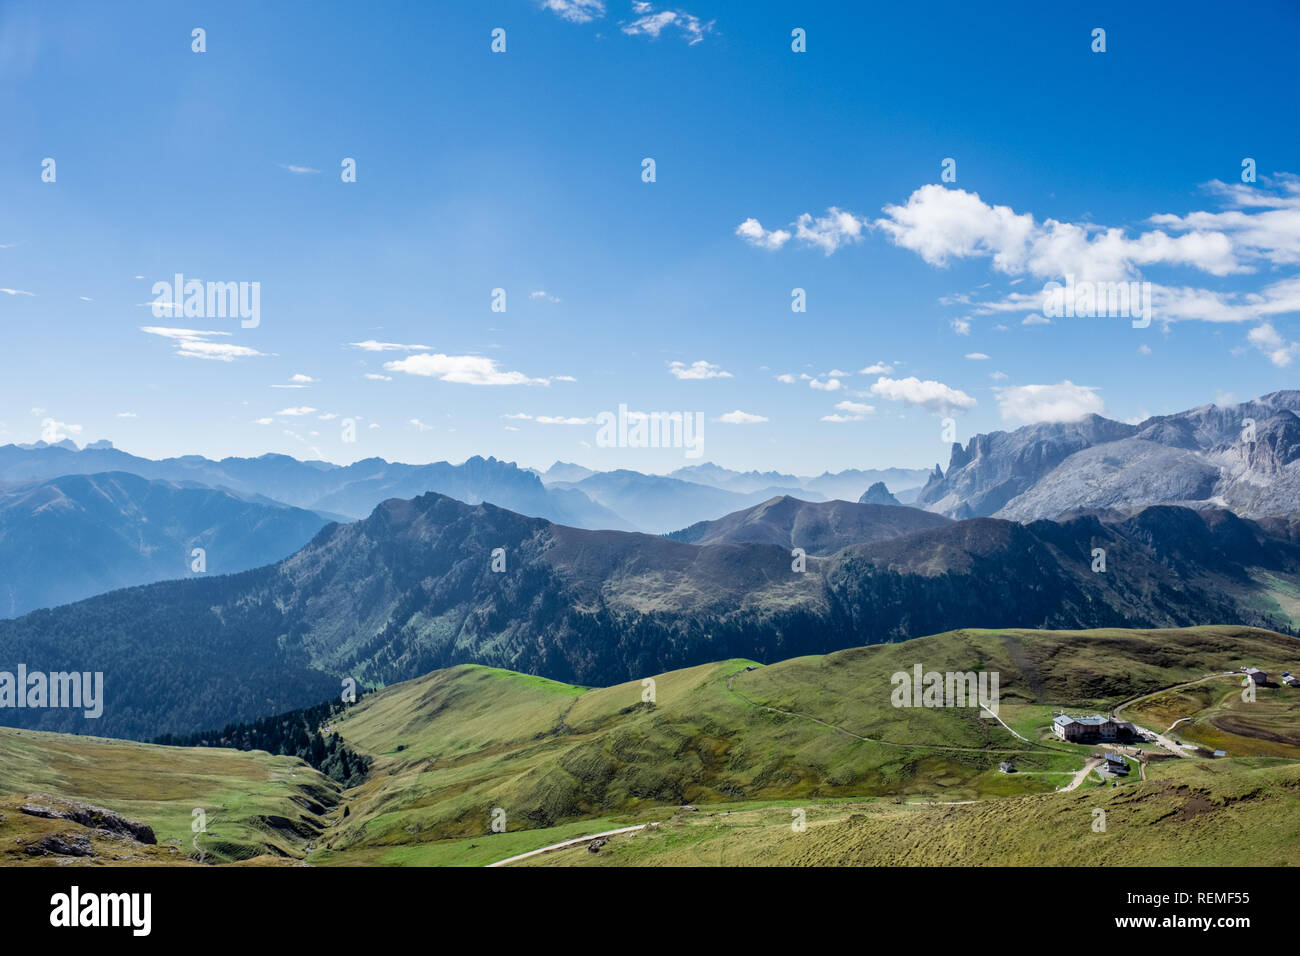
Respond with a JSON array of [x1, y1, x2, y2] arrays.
[[1247, 321, 1300, 367], [622, 2, 715, 44], [141, 327, 267, 362], [348, 340, 431, 352], [821, 401, 875, 423], [540, 0, 605, 24]]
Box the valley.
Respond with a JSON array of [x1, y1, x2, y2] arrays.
[[2, 625, 1295, 867]]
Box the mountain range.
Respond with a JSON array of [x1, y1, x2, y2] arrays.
[[0, 444, 626, 529], [536, 460, 931, 503], [0, 472, 330, 617], [3, 489, 1297, 740], [919, 389, 1300, 521], [665, 495, 948, 552]]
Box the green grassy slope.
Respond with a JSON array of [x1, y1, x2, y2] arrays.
[[314, 624, 1299, 866], [0, 727, 340, 864], [5, 625, 1295, 867], [518, 757, 1300, 867]]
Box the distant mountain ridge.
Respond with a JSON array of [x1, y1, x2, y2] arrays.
[[667, 462, 932, 501], [918, 390, 1300, 521], [0, 444, 629, 530], [554, 470, 826, 534], [0, 471, 330, 617], [2, 490, 1297, 739], [666, 495, 948, 553]]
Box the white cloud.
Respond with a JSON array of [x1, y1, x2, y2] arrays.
[[40, 418, 82, 442], [274, 406, 318, 416], [349, 340, 431, 352], [951, 318, 972, 335], [858, 362, 891, 375], [1150, 176, 1300, 267], [385, 353, 549, 386], [869, 376, 976, 414], [116, 412, 137, 418], [409, 418, 432, 431], [0, 288, 35, 296], [965, 352, 990, 360], [775, 373, 798, 384], [253, 417, 274, 425], [536, 415, 596, 425], [1138, 344, 1152, 355], [1247, 321, 1300, 367], [290, 373, 314, 383], [140, 326, 266, 361], [363, 373, 393, 381], [735, 218, 791, 251], [877, 184, 1239, 282], [718, 409, 768, 424], [668, 360, 731, 380], [553, 375, 578, 382], [820, 400, 875, 422], [995, 381, 1105, 424], [794, 207, 870, 255], [621, 3, 715, 44], [530, 290, 561, 303], [540, 0, 605, 23], [279, 163, 321, 174], [737, 207, 869, 255], [809, 377, 843, 391], [883, 178, 1300, 327]]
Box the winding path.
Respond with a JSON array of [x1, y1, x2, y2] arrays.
[[487, 825, 646, 867], [1113, 671, 1239, 759]]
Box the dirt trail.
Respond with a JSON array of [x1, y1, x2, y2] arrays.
[[487, 825, 646, 867], [1059, 757, 1103, 791]]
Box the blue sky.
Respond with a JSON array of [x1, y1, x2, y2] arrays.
[[2, 0, 1298, 475]]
